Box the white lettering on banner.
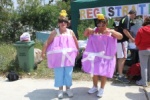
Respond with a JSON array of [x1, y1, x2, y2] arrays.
[[79, 3, 150, 20]]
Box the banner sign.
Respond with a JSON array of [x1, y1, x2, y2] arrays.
[[79, 3, 150, 20]]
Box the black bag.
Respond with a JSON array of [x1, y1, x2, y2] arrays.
[[7, 71, 19, 81]]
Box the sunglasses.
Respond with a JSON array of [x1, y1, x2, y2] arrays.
[[97, 24, 106, 27], [58, 19, 68, 23]]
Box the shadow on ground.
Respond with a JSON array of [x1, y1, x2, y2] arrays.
[[24, 87, 101, 100], [110, 77, 138, 87], [125, 88, 147, 100]]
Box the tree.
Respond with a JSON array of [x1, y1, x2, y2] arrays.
[[16, 0, 71, 31], [0, 0, 15, 41], [0, 0, 89, 42]]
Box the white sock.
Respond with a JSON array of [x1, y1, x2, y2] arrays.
[[119, 74, 123, 77], [93, 86, 98, 88], [99, 88, 104, 91]]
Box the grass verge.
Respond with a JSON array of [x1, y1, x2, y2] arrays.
[[0, 41, 92, 81]]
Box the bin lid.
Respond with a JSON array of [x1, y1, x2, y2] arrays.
[[14, 41, 35, 47]]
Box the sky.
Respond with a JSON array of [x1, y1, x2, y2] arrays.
[[12, 0, 18, 9], [12, 0, 56, 9]]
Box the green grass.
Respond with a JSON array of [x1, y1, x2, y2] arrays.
[[0, 41, 92, 81], [0, 42, 17, 72]]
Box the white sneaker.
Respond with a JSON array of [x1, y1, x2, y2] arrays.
[[66, 89, 73, 97], [58, 90, 63, 99], [88, 87, 98, 94], [97, 88, 104, 97]]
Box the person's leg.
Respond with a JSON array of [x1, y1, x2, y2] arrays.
[[148, 57, 150, 82], [117, 41, 130, 83], [117, 58, 126, 76], [64, 67, 73, 97], [97, 76, 107, 97], [88, 75, 98, 94], [54, 67, 64, 89], [93, 75, 99, 87], [64, 67, 73, 89], [54, 67, 64, 99], [117, 42, 124, 76], [136, 50, 149, 86], [100, 76, 107, 89]]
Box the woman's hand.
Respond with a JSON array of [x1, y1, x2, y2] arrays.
[[103, 28, 113, 35], [109, 29, 123, 40], [84, 28, 94, 37]]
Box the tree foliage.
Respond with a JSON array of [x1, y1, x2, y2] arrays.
[[0, 0, 18, 42], [0, 0, 60, 42], [0, 0, 93, 42]]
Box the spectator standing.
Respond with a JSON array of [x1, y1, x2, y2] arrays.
[[135, 16, 150, 86], [116, 10, 136, 83]]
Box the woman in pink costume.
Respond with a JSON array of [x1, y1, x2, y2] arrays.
[[82, 14, 123, 98], [41, 10, 79, 99]]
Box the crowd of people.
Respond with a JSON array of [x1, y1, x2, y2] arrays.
[[41, 9, 150, 99]]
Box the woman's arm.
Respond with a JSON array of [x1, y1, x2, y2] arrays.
[[123, 29, 135, 42], [110, 29, 123, 40], [71, 30, 79, 50], [41, 30, 56, 59]]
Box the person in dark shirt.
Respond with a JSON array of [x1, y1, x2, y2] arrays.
[[116, 10, 136, 83]]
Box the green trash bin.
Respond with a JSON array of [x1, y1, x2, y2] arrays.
[[14, 41, 35, 72]]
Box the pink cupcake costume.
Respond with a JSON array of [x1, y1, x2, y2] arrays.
[[82, 32, 117, 78], [46, 28, 78, 68]]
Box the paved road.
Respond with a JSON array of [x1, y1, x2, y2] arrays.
[[0, 77, 150, 100]]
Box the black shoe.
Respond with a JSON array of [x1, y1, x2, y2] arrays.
[[113, 73, 119, 78], [117, 76, 130, 83]]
